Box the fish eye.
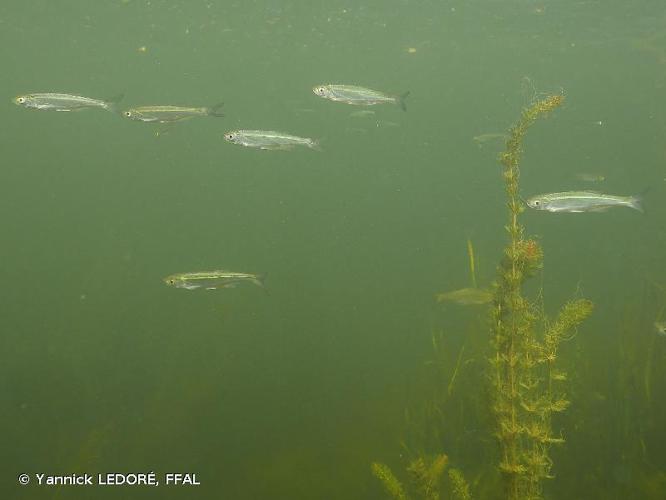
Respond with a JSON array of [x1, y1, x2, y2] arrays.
[[17, 96, 26, 104], [534, 200, 540, 206], [224, 133, 234, 140], [124, 111, 132, 117], [314, 87, 325, 95], [169, 279, 175, 285]]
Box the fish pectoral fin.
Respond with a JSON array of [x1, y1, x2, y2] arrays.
[[205, 287, 218, 290]]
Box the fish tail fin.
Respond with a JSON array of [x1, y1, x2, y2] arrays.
[[629, 195, 644, 213], [104, 93, 125, 113], [206, 102, 225, 117], [309, 138, 323, 152], [630, 187, 650, 213], [396, 91, 410, 111], [254, 273, 269, 293]]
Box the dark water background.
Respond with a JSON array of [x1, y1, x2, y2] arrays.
[[1, 1, 666, 498]]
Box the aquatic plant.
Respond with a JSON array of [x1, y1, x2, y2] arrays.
[[448, 468, 472, 500], [372, 453, 472, 500], [372, 462, 409, 500], [373, 94, 594, 500], [490, 94, 594, 499], [372, 322, 481, 498], [435, 240, 493, 306]]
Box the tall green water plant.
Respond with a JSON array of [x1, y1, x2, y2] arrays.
[[490, 94, 594, 499]]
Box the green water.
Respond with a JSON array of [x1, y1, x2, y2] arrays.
[[2, 1, 666, 498]]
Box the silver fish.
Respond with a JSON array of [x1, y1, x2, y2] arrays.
[[163, 270, 266, 291], [13, 92, 123, 112], [472, 133, 508, 148], [574, 173, 606, 183], [312, 84, 409, 111], [435, 287, 493, 306], [526, 191, 643, 213], [123, 103, 224, 123], [349, 110, 376, 118], [223, 130, 320, 151]]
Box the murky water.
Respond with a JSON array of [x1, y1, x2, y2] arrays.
[[2, 1, 665, 498]]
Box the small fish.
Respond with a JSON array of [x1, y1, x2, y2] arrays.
[[313, 84, 410, 111], [526, 191, 643, 213], [574, 173, 606, 183], [655, 321, 666, 337], [163, 270, 266, 291], [472, 133, 507, 147], [223, 130, 320, 151], [13, 92, 123, 112], [349, 110, 376, 118], [123, 103, 224, 123], [436, 287, 493, 306]]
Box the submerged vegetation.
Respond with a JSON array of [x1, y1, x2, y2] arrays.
[[491, 93, 593, 500], [373, 94, 595, 500], [371, 453, 472, 500]]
